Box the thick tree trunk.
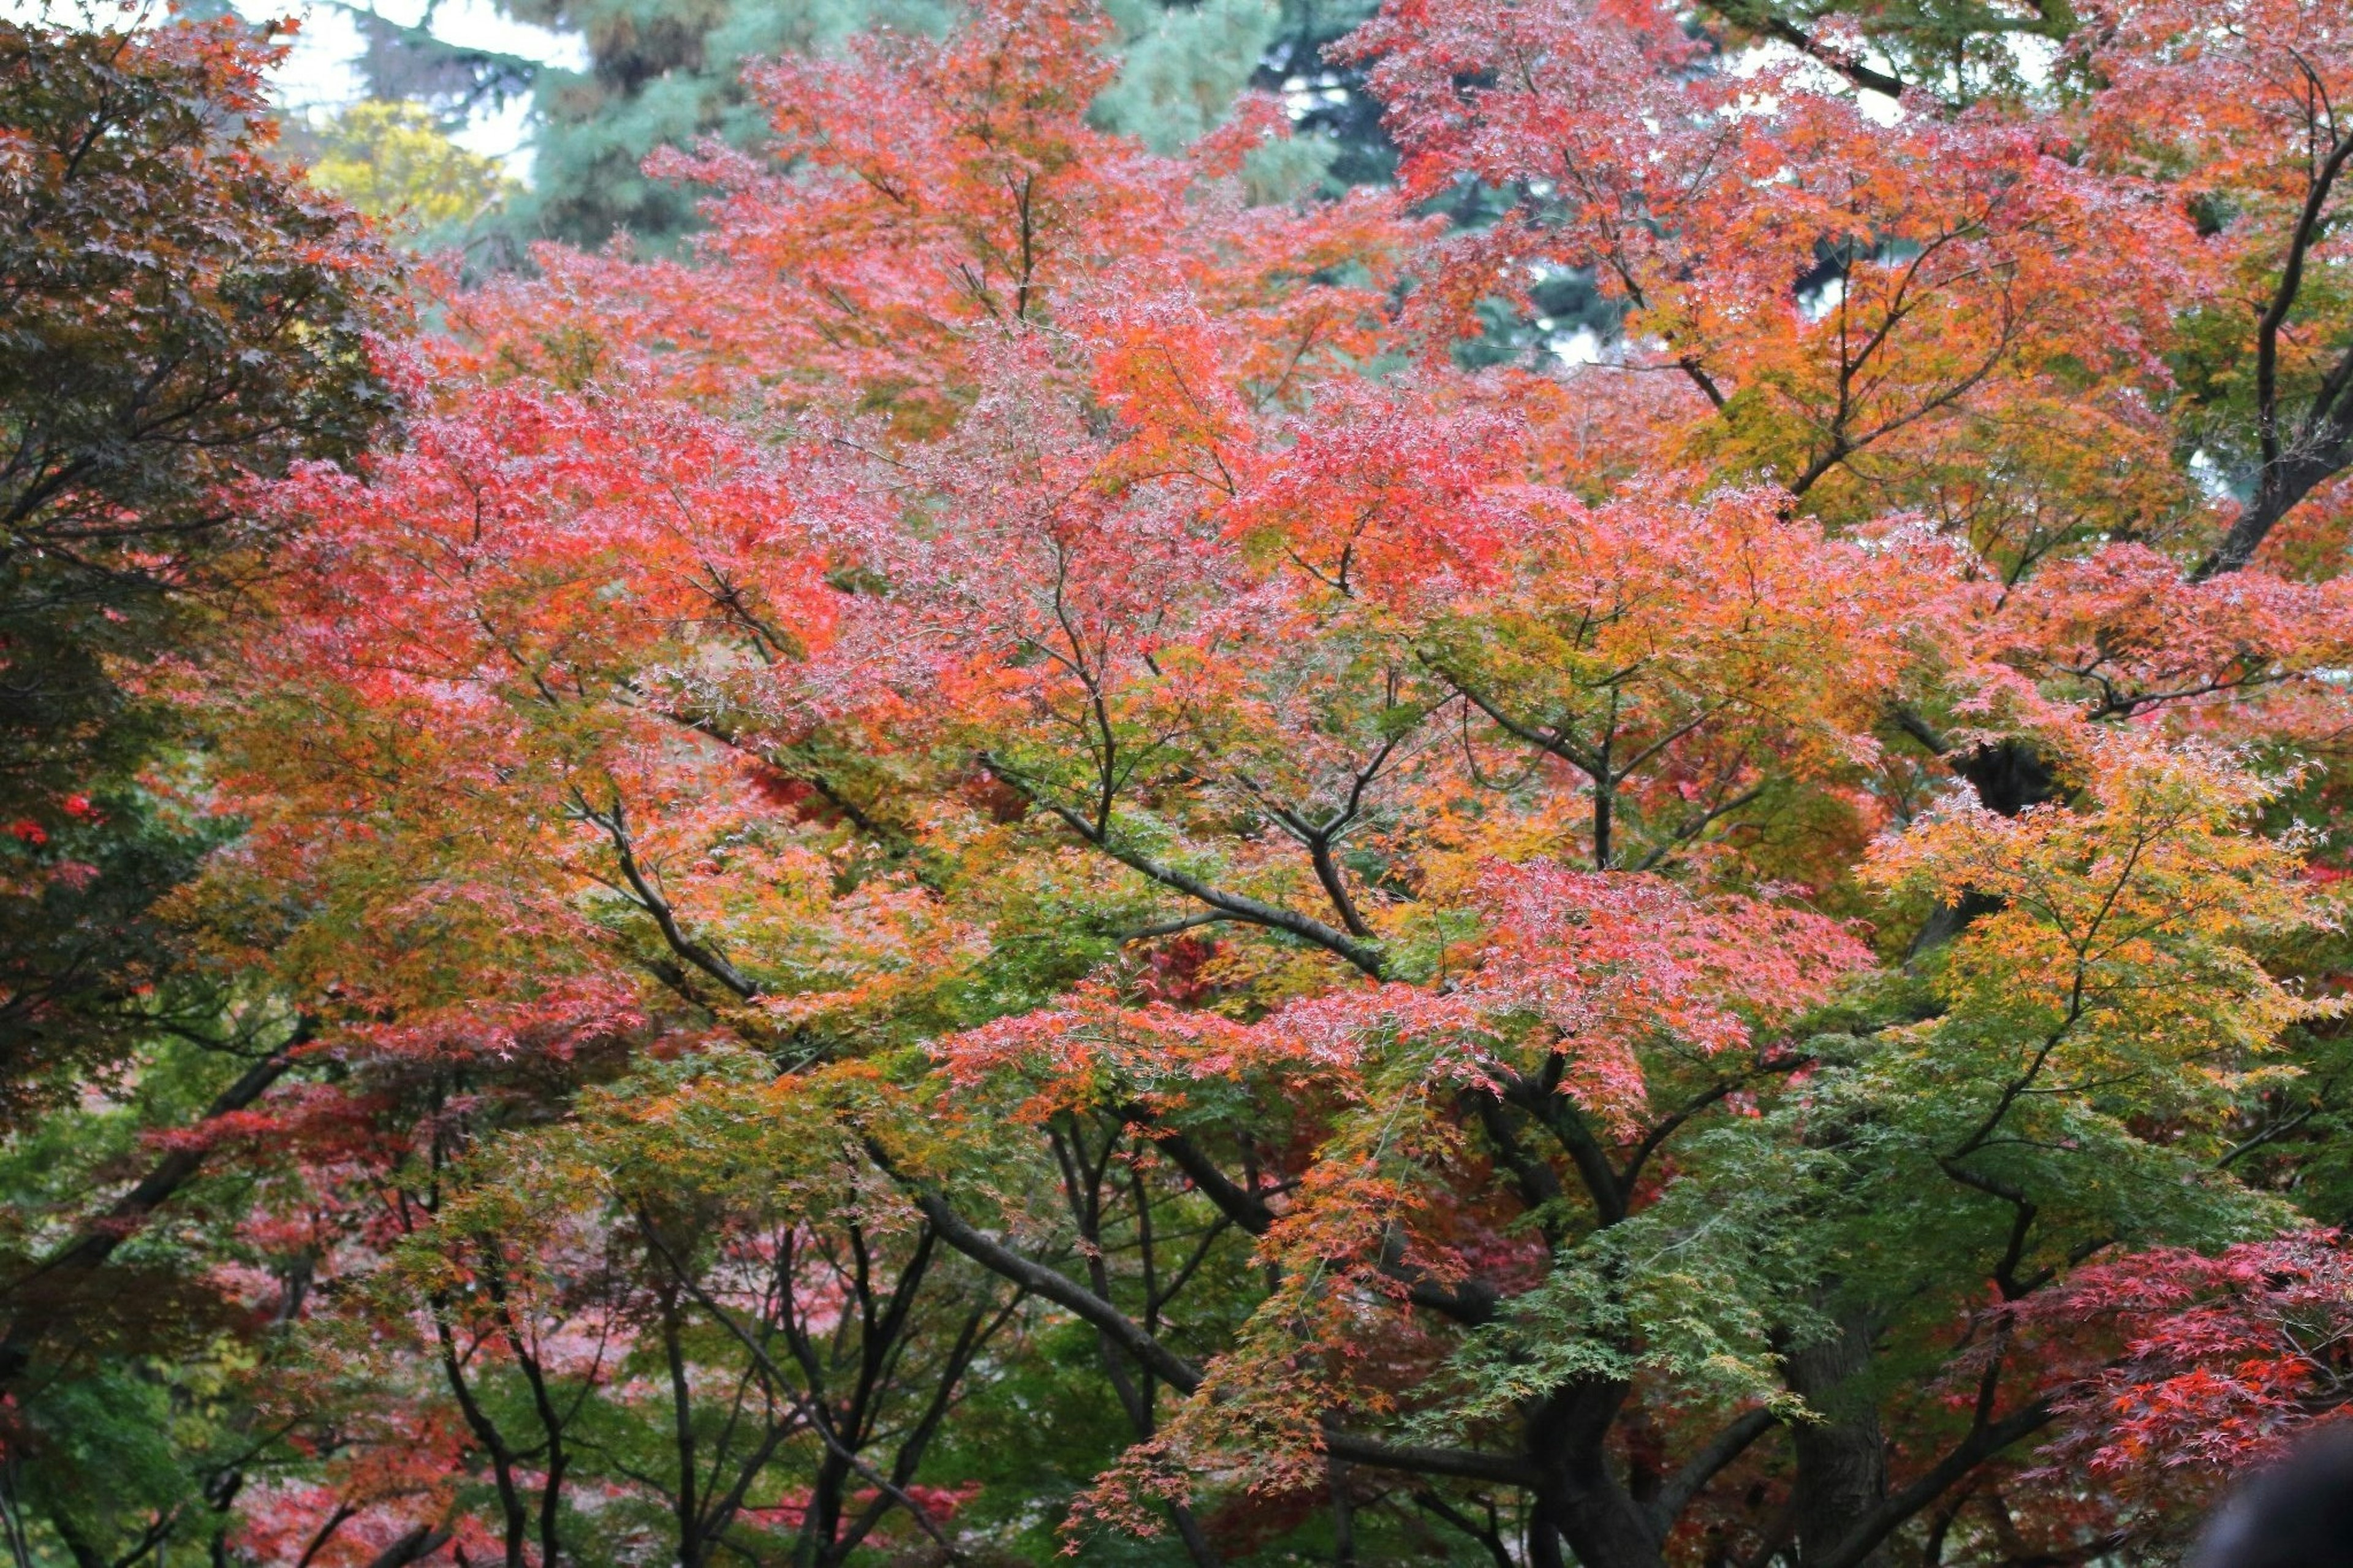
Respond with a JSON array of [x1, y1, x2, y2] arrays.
[[1529, 1382, 1668, 1568], [1783, 1308, 1889, 1568], [1553, 1465, 1670, 1568]]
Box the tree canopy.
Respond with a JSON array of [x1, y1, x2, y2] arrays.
[[8, 0, 2353, 1565]]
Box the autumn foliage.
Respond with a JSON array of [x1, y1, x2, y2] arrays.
[[13, 0, 2353, 1564]]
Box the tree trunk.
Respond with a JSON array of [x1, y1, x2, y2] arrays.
[[1552, 1469, 1670, 1568], [1528, 1381, 1668, 1568], [1784, 1307, 1889, 1568]]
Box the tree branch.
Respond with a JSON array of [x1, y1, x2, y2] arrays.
[[983, 753, 1387, 979], [1815, 1399, 2053, 1568], [1650, 1408, 1776, 1531], [0, 1020, 311, 1390]]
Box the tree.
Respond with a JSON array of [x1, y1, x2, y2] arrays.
[[0, 13, 396, 1117], [352, 0, 1332, 251], [305, 100, 518, 244], [85, 0, 2353, 1562], [0, 15, 399, 1561]]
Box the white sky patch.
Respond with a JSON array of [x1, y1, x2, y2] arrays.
[[1855, 84, 1901, 126], [1799, 272, 1844, 321], [448, 92, 537, 172], [1727, 38, 1904, 126], [1548, 325, 1604, 367], [273, 0, 370, 106], [1280, 69, 1351, 123], [2188, 449, 2241, 503], [2004, 31, 2061, 89]]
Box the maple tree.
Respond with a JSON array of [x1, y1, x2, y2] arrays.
[[17, 0, 2353, 1564], [0, 12, 398, 1121], [0, 17, 401, 1564]]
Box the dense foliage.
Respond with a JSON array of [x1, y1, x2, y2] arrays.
[[10, 0, 2353, 1565], [0, 15, 401, 1561], [0, 10, 396, 1104]]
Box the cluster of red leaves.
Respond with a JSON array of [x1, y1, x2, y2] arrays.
[[2012, 1231, 2353, 1489]]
